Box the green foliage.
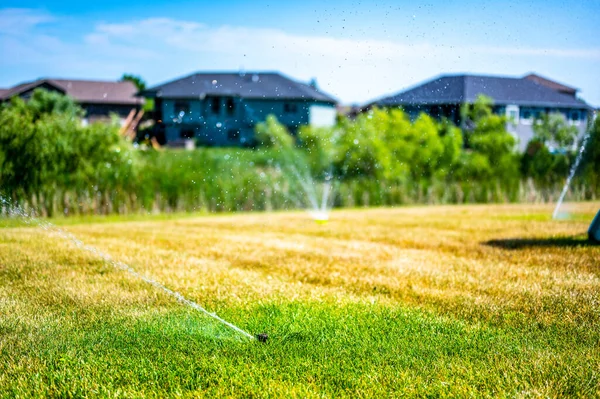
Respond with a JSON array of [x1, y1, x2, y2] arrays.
[[533, 112, 579, 149], [297, 124, 338, 176], [1, 89, 598, 216], [522, 112, 594, 200], [459, 95, 520, 200], [0, 89, 137, 216], [579, 116, 600, 197], [254, 115, 295, 149], [120, 74, 146, 91], [120, 73, 153, 112], [334, 110, 391, 180], [521, 140, 569, 198]]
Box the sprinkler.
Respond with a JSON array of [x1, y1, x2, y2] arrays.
[[312, 211, 329, 225], [589, 209, 600, 244], [255, 333, 269, 343]]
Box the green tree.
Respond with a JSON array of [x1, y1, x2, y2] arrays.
[[254, 115, 295, 149], [120, 74, 146, 91], [532, 112, 578, 149], [0, 89, 137, 215], [120, 73, 153, 113], [460, 95, 520, 200], [334, 110, 391, 181], [579, 116, 600, 198]]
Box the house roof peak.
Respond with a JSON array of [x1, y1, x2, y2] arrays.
[[369, 73, 589, 110], [142, 71, 337, 103]]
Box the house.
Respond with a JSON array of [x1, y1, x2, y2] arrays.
[[140, 71, 337, 147], [0, 78, 143, 125], [367, 73, 592, 151]]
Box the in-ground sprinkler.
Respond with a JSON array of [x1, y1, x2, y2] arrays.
[[256, 333, 269, 343]]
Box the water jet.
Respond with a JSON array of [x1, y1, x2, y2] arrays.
[[553, 132, 590, 219], [0, 196, 256, 341]]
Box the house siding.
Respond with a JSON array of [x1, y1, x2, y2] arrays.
[[503, 106, 589, 151], [390, 103, 588, 152], [161, 97, 319, 146]]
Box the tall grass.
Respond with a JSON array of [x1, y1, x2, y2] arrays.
[[2, 147, 593, 217]]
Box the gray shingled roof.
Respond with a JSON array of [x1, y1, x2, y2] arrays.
[[523, 73, 578, 95], [0, 79, 143, 105], [142, 72, 337, 104], [372, 74, 590, 109]]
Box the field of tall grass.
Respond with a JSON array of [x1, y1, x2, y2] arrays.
[[1, 203, 598, 397], [4, 147, 594, 217]]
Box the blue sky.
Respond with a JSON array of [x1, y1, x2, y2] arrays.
[[1, 0, 599, 105]]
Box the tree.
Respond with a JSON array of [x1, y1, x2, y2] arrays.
[[460, 95, 520, 200], [0, 89, 137, 215], [579, 116, 600, 198], [465, 95, 518, 175], [120, 74, 147, 91], [120, 74, 154, 112], [532, 112, 578, 150], [522, 112, 580, 197]]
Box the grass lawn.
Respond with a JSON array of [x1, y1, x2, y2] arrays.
[[1, 203, 599, 398]]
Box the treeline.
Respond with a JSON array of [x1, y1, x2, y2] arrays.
[[0, 89, 598, 217]]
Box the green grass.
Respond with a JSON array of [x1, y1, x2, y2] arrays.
[[1, 203, 599, 397]]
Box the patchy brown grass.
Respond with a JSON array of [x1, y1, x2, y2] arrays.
[[1, 202, 599, 397]]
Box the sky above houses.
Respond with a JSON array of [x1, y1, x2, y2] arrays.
[[1, 0, 599, 106]]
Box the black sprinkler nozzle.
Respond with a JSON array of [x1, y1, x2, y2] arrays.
[[256, 333, 268, 343]]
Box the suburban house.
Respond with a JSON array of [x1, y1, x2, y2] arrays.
[[0, 78, 144, 126], [140, 71, 337, 147], [367, 73, 592, 151]]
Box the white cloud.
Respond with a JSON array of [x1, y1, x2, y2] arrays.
[[0, 8, 54, 35], [2, 10, 600, 104]]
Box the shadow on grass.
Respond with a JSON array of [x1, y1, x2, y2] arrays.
[[483, 236, 597, 250]]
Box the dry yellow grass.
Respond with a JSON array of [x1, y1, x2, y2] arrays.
[[1, 202, 599, 397], [2, 202, 598, 323]]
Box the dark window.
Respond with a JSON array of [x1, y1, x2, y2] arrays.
[[284, 103, 298, 113], [211, 97, 221, 114], [226, 97, 235, 116], [522, 110, 531, 120], [174, 101, 190, 115], [227, 129, 240, 141], [571, 110, 580, 121], [180, 128, 194, 139]]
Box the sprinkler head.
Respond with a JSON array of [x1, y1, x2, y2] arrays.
[[311, 211, 329, 225], [255, 333, 268, 343]]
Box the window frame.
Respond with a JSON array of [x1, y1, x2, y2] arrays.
[[225, 97, 235, 116], [521, 109, 533, 125], [570, 110, 581, 126], [174, 100, 190, 116], [505, 104, 519, 125], [284, 102, 298, 114], [211, 97, 221, 115]]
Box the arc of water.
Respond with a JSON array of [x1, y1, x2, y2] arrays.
[[320, 179, 332, 214], [0, 197, 255, 340], [552, 132, 591, 219]]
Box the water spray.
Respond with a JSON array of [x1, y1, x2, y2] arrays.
[[553, 132, 590, 219], [0, 197, 266, 342]]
